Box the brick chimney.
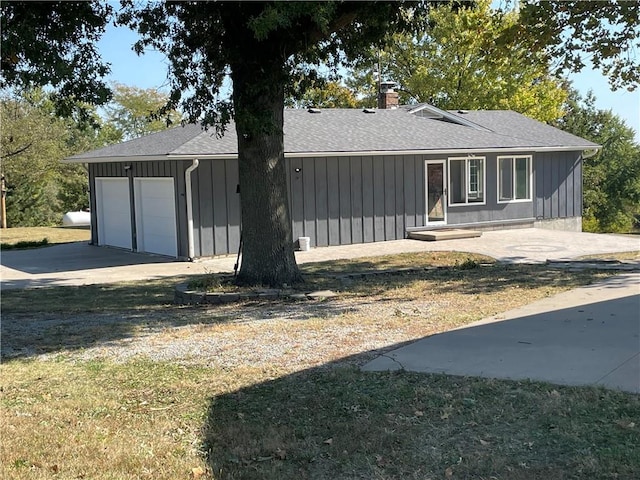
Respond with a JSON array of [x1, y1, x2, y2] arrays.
[[378, 81, 399, 109]]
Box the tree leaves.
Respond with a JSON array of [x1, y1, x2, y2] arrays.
[[0, 1, 113, 114], [519, 0, 640, 91], [105, 83, 182, 141], [347, 0, 568, 122]]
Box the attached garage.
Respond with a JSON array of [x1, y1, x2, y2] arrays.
[[95, 177, 132, 250], [133, 178, 178, 257]]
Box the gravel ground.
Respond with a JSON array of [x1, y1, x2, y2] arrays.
[[1, 297, 449, 372]]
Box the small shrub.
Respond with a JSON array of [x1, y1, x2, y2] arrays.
[[188, 273, 237, 292], [456, 257, 479, 270]]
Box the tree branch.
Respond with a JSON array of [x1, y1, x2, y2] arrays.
[[3, 142, 33, 159], [307, 10, 359, 44]]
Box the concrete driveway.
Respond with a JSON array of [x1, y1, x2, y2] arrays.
[[1, 228, 638, 289], [364, 272, 640, 393]]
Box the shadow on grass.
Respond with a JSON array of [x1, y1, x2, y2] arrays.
[[202, 362, 640, 480]]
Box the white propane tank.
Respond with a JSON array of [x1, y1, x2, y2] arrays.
[[62, 211, 91, 227]]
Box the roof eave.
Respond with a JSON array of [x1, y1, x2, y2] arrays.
[[63, 154, 172, 164], [63, 145, 601, 163]]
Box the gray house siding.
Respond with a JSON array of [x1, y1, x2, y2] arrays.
[[190, 159, 241, 257], [288, 155, 426, 248], [534, 151, 582, 220]]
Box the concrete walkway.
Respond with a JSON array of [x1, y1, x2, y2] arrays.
[[364, 272, 640, 393], [1, 228, 639, 289]]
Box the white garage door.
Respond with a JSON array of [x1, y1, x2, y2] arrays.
[[134, 178, 178, 257], [95, 178, 132, 250]]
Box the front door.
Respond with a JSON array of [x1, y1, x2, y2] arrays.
[[426, 161, 446, 224]]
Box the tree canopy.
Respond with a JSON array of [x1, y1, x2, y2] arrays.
[[519, 0, 640, 92], [347, 0, 568, 122], [0, 1, 113, 117], [105, 83, 183, 140]]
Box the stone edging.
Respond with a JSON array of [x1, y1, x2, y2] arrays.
[[174, 283, 338, 305]]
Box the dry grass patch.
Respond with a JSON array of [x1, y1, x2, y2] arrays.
[[1, 360, 216, 480], [0, 226, 90, 247], [577, 250, 640, 262], [189, 252, 496, 293]]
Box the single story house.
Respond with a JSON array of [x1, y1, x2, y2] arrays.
[[65, 100, 599, 260]]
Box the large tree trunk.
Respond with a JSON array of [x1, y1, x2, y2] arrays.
[[230, 57, 303, 287]]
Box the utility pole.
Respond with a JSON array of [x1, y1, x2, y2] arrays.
[[1, 175, 7, 228]]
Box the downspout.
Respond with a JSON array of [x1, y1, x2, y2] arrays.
[[185, 159, 200, 261], [581, 148, 600, 159]]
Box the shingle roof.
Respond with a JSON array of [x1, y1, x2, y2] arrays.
[[67, 107, 599, 162], [446, 110, 599, 149]]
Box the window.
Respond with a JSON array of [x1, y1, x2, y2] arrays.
[[449, 157, 485, 205], [498, 156, 531, 202]]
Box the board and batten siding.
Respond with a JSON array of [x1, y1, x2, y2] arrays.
[[287, 155, 426, 247], [189, 159, 241, 257], [534, 151, 582, 220]]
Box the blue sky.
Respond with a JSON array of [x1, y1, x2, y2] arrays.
[[97, 22, 639, 141]]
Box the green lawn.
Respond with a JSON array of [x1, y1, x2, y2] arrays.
[[0, 226, 90, 249]]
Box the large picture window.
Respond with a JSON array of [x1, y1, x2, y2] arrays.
[[449, 157, 485, 205], [498, 156, 532, 202]]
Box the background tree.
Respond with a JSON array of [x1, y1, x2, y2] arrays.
[[105, 83, 183, 140], [0, 90, 117, 226], [556, 90, 640, 233], [285, 81, 360, 109], [347, 0, 568, 122]]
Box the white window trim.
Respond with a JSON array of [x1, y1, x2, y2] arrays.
[[447, 156, 486, 207], [497, 155, 533, 204]]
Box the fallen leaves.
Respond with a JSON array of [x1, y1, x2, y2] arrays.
[[616, 420, 636, 429], [191, 467, 205, 478]]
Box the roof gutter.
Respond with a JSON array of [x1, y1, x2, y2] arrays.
[[185, 159, 200, 260], [67, 145, 602, 163]]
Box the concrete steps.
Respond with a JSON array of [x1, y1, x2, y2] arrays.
[[408, 229, 482, 242]]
